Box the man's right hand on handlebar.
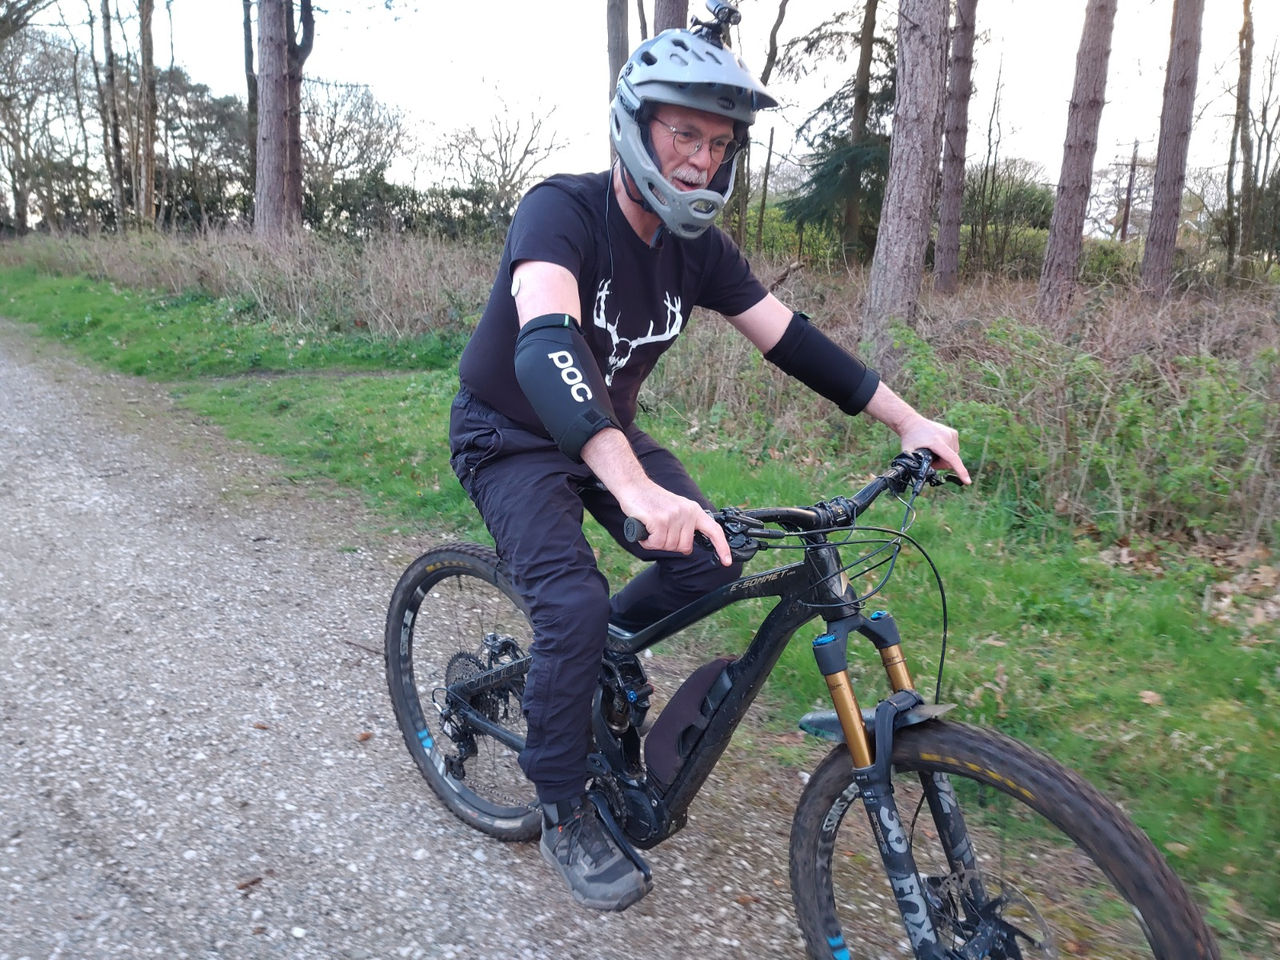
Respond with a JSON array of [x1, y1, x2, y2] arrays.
[[617, 483, 733, 567], [581, 426, 734, 566]]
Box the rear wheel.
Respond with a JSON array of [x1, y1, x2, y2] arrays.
[[790, 720, 1218, 959], [384, 543, 540, 841]]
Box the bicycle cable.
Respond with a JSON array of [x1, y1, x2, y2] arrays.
[[752, 520, 951, 704]]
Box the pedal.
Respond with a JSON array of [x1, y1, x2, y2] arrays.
[[587, 790, 652, 882]]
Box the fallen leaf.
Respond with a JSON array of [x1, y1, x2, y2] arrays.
[[356, 731, 373, 742], [252, 722, 270, 730]]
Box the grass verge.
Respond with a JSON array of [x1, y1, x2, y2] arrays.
[[2, 265, 1277, 953]]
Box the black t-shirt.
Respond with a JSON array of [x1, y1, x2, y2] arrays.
[[458, 171, 768, 431]]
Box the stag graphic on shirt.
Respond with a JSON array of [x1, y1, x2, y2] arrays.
[[592, 279, 684, 386]]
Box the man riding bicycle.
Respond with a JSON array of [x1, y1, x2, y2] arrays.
[[448, 7, 970, 912]]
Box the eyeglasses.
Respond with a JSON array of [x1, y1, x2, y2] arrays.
[[652, 119, 740, 165]]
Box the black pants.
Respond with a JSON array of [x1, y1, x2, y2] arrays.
[[449, 389, 742, 804]]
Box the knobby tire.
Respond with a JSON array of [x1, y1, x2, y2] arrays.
[[384, 544, 540, 841], [789, 719, 1218, 960]]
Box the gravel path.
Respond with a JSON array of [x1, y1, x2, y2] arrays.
[[0, 319, 831, 960]]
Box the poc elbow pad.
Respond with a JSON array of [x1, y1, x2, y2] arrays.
[[513, 314, 619, 461]]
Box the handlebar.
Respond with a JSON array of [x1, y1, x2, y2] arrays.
[[623, 450, 960, 553]]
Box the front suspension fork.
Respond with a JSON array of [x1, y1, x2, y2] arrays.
[[812, 612, 985, 958]]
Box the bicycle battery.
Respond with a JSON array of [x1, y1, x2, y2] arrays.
[[643, 656, 736, 790]]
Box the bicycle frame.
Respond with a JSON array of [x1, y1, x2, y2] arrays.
[[447, 554, 823, 819], [450, 530, 931, 842], [446, 531, 986, 955]]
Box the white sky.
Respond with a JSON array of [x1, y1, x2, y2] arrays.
[[41, 0, 1280, 189]]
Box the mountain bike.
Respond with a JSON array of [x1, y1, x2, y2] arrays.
[[384, 450, 1219, 959]]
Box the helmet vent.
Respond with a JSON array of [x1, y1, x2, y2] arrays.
[[640, 51, 657, 66]]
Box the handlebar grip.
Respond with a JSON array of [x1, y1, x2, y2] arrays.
[[623, 516, 649, 543]]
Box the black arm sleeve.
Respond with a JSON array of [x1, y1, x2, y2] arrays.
[[763, 312, 880, 416], [513, 314, 619, 461]]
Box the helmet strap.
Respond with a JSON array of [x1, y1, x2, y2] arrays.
[[617, 159, 645, 208]]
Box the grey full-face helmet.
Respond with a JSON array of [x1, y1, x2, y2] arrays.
[[610, 15, 777, 240]]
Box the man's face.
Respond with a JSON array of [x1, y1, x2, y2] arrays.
[[647, 104, 737, 192]]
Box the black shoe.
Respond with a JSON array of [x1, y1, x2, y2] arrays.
[[540, 796, 652, 912]]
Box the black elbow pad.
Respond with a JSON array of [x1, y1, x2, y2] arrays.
[[513, 314, 619, 461], [764, 312, 880, 416]]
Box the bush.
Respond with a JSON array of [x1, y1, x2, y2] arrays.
[[1079, 238, 1139, 285], [652, 280, 1280, 548], [0, 230, 498, 336]]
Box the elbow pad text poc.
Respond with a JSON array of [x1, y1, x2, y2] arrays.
[[513, 314, 619, 461]]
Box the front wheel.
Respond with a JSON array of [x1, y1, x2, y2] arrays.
[[384, 543, 540, 841], [789, 720, 1218, 959]]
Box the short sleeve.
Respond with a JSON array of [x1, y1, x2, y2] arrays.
[[504, 181, 597, 281], [693, 227, 768, 317]]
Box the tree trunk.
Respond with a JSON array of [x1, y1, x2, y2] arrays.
[[156, 0, 176, 229], [607, 0, 627, 90], [84, 3, 113, 228], [934, 0, 978, 294], [10, 165, 28, 235], [717, 21, 749, 246], [111, 1, 141, 216], [653, 0, 687, 33], [844, 0, 880, 255], [863, 0, 948, 369], [607, 0, 627, 159], [139, 0, 155, 228], [1036, 0, 1117, 317], [755, 126, 774, 251], [243, 0, 257, 206], [254, 0, 291, 235], [1141, 0, 1205, 297], [1120, 139, 1137, 241], [738, 0, 788, 252], [284, 0, 312, 226], [99, 0, 126, 229], [759, 0, 787, 84], [60, 6, 98, 227], [255, 0, 312, 236], [1236, 0, 1255, 269]]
